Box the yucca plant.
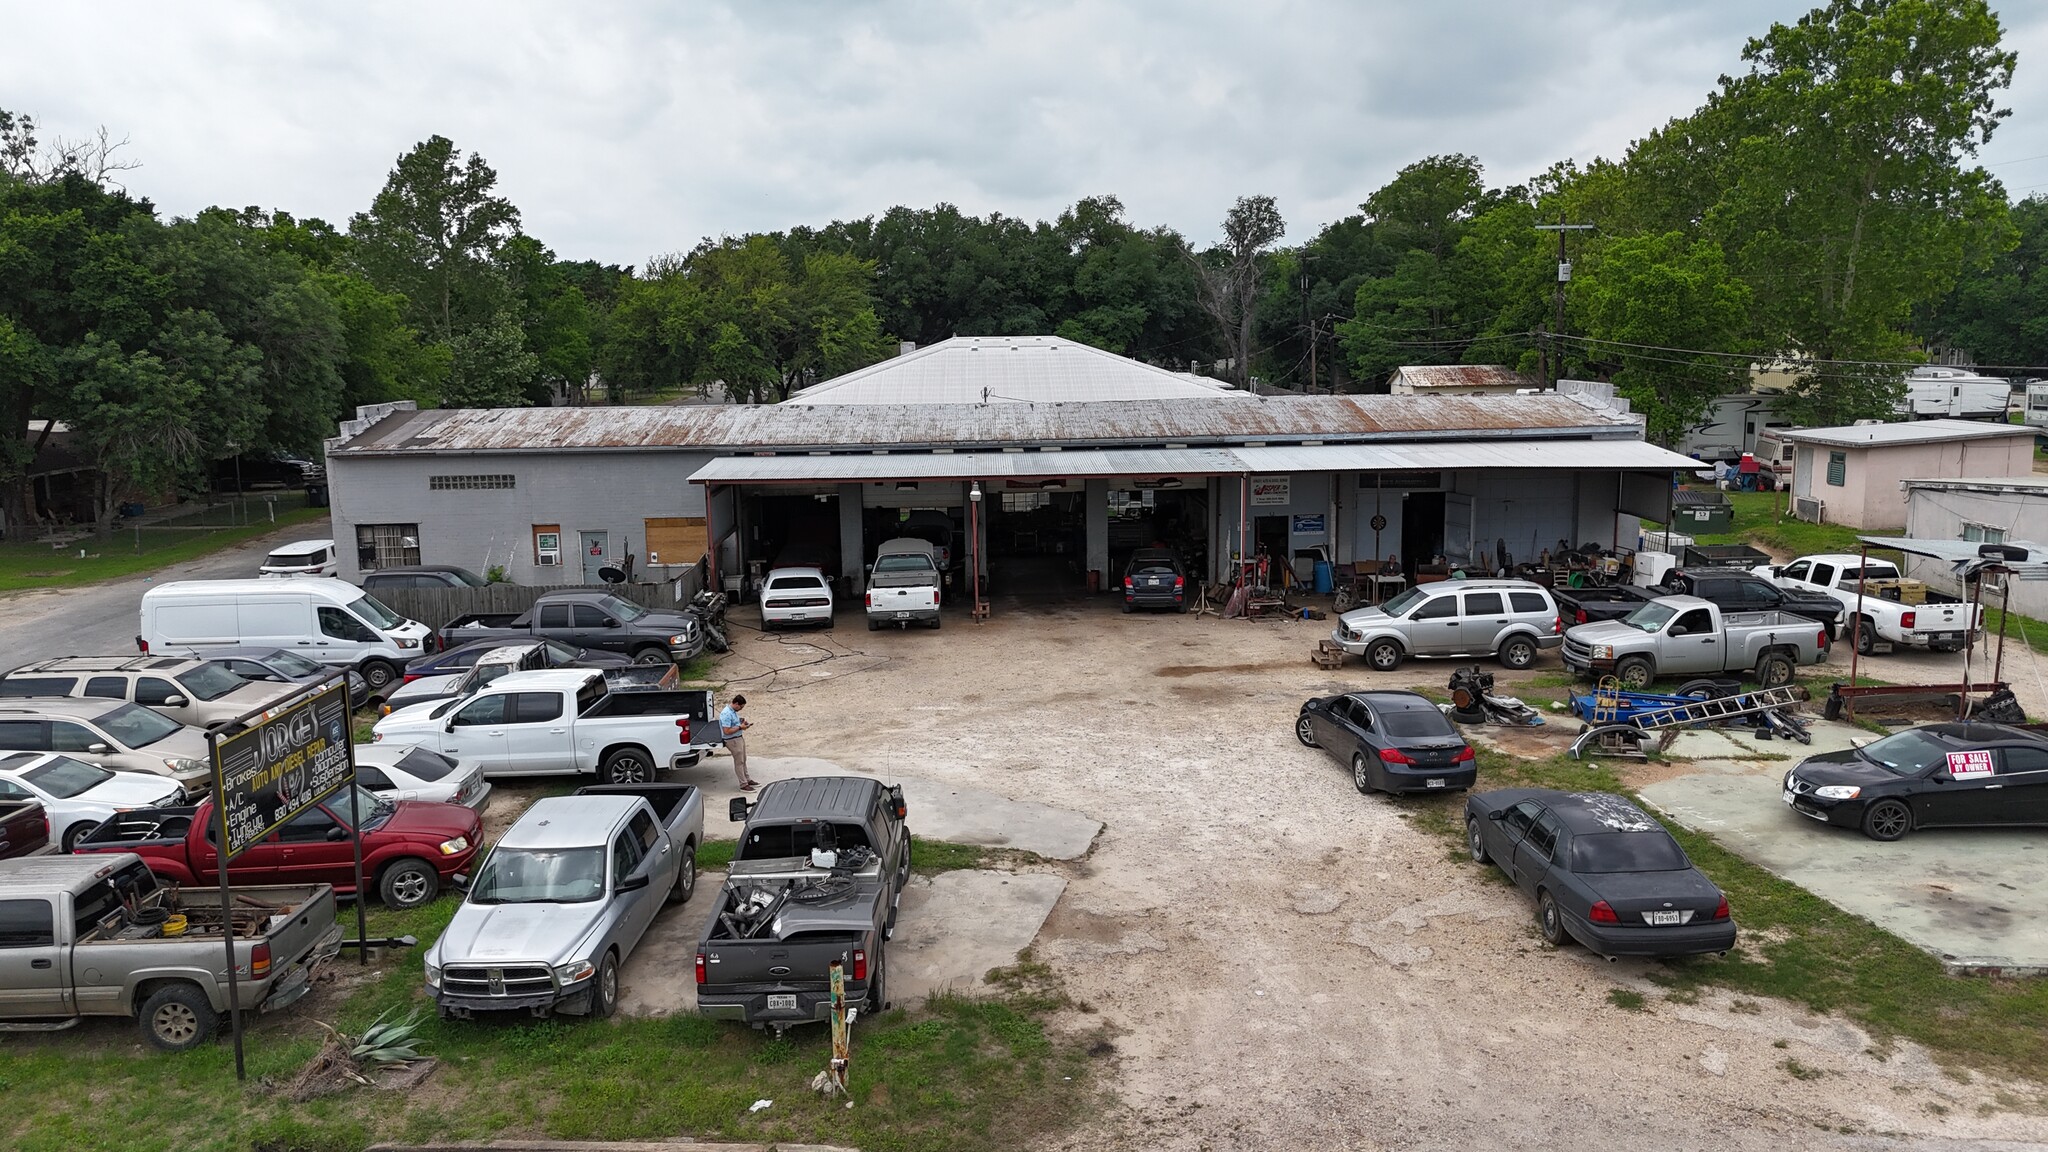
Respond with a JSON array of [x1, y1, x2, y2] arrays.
[[349, 1007, 428, 1066]]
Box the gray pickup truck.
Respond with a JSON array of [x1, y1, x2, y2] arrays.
[[865, 538, 943, 631], [1561, 594, 1830, 689], [425, 782, 703, 1020], [0, 854, 343, 1051], [696, 776, 911, 1034], [438, 590, 706, 664]]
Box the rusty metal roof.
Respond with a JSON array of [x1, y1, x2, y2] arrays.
[[1391, 365, 1538, 390], [331, 393, 1636, 457]]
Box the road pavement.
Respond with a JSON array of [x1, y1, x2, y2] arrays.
[[0, 518, 330, 666]]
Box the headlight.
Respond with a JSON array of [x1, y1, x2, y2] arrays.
[[1590, 644, 1613, 660], [669, 634, 691, 646], [556, 959, 595, 983], [397, 637, 420, 650], [424, 964, 441, 988], [1814, 785, 1862, 800], [167, 757, 208, 776], [439, 836, 470, 855]]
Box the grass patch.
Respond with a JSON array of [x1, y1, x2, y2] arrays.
[[1401, 747, 2048, 1081], [1980, 606, 2048, 659], [695, 837, 1041, 877], [1607, 988, 1648, 1013], [0, 499, 326, 592], [0, 891, 1094, 1152], [1648, 490, 1903, 564]]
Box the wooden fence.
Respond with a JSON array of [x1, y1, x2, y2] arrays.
[[368, 564, 707, 632]]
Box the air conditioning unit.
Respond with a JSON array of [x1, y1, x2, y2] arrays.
[[1792, 497, 1825, 524]]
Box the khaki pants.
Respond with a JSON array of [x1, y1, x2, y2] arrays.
[[726, 735, 749, 782]]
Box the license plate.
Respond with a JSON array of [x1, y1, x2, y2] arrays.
[[1649, 911, 1682, 926], [788, 612, 808, 620], [766, 994, 798, 1011], [1425, 778, 1446, 789], [1782, 789, 1795, 806], [1934, 631, 1962, 642], [895, 611, 910, 619]]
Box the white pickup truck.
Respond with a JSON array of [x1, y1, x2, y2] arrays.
[[865, 537, 942, 631], [1751, 554, 1981, 655], [372, 669, 717, 785]]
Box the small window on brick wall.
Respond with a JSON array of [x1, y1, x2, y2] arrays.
[[430, 474, 516, 491]]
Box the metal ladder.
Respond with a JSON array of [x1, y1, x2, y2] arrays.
[[1568, 684, 1810, 759]]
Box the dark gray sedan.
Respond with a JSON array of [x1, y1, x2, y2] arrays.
[[196, 647, 369, 710], [1464, 788, 1736, 958], [1296, 690, 1477, 794]]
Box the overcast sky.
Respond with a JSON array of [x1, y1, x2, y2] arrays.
[[7, 1, 2048, 267]]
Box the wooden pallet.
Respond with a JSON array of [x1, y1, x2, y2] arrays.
[[1311, 639, 1347, 669]]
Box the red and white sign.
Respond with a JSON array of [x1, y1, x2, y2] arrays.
[[1946, 750, 1995, 778]]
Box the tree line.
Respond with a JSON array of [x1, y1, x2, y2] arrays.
[[0, 0, 2032, 530]]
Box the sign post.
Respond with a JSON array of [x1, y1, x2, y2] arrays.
[[208, 675, 355, 1080]]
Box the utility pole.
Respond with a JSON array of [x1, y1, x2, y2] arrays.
[[1299, 252, 1319, 393], [1533, 217, 1595, 389]]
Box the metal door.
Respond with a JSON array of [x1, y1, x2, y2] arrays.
[[580, 531, 610, 585]]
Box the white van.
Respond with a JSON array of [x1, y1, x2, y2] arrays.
[[137, 578, 431, 695], [260, 538, 340, 577]]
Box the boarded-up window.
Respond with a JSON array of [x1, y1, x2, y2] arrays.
[[534, 524, 561, 567], [1826, 451, 1846, 487], [643, 517, 707, 566]]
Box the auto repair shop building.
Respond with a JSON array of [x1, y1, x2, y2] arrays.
[[322, 336, 1695, 600]]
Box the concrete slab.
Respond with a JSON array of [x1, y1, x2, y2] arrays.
[[617, 868, 1067, 1016], [1663, 718, 1868, 761], [1641, 769, 2048, 974]]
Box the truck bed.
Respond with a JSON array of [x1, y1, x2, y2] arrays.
[[574, 783, 700, 826], [1554, 585, 1652, 624], [583, 687, 713, 721], [76, 806, 199, 849]]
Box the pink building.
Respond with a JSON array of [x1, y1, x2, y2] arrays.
[[1780, 419, 2036, 529]]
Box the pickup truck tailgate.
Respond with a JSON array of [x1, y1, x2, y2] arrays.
[[702, 933, 861, 988], [0, 803, 47, 858], [869, 587, 935, 611], [1903, 603, 1974, 636]]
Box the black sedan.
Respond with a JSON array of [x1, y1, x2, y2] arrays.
[[1121, 549, 1188, 613], [196, 646, 369, 709], [1782, 722, 2048, 841], [1465, 788, 1736, 958], [1295, 690, 1477, 794]]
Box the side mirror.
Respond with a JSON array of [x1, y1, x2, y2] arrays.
[[444, 721, 457, 733], [616, 872, 649, 892], [88, 743, 111, 755], [729, 797, 751, 823], [326, 826, 349, 842], [162, 694, 189, 707], [604, 618, 620, 628], [451, 872, 470, 891], [1669, 626, 1688, 637], [1487, 809, 1507, 821], [1931, 771, 1951, 784]]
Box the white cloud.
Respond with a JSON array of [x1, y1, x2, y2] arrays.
[[4, 0, 2041, 265]]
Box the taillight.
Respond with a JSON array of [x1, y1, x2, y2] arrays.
[[401, 673, 421, 685], [1901, 611, 1916, 629], [1574, 608, 1588, 624], [1378, 747, 1414, 765], [852, 948, 868, 982], [1589, 901, 1620, 924], [1817, 630, 1828, 650], [1124, 577, 1134, 590], [864, 591, 873, 609], [250, 941, 272, 979], [136, 636, 149, 653], [676, 717, 691, 743], [1710, 896, 1730, 921], [694, 952, 706, 985], [1554, 616, 1564, 635], [1452, 746, 1475, 763]]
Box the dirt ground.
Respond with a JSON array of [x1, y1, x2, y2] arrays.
[[717, 600, 2048, 1152]]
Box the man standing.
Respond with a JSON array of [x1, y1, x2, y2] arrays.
[[720, 695, 756, 791]]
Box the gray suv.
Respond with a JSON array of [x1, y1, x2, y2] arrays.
[[0, 699, 212, 794], [1332, 579, 1562, 672], [0, 657, 293, 729]]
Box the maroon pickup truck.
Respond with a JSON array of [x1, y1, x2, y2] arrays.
[[0, 799, 49, 859], [72, 786, 479, 909]]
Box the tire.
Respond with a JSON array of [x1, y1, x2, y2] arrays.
[[1613, 656, 1654, 690], [867, 618, 880, 631], [1351, 753, 1373, 794], [1755, 652, 1796, 689], [139, 983, 217, 1052], [1675, 678, 1737, 700], [379, 857, 440, 909], [61, 821, 88, 853], [1861, 799, 1912, 842], [1498, 635, 1537, 670], [866, 950, 887, 1012], [359, 659, 398, 692], [1295, 715, 1318, 748], [1537, 891, 1569, 947], [601, 747, 655, 785], [1365, 639, 1403, 673], [929, 615, 942, 630], [632, 647, 671, 665], [590, 951, 620, 1020], [1121, 601, 1133, 614], [1854, 617, 1876, 657], [1466, 817, 1489, 865], [670, 842, 697, 904]]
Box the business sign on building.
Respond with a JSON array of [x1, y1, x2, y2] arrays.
[[211, 679, 353, 858], [1250, 476, 1291, 506]]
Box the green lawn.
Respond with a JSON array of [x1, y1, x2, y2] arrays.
[[1649, 490, 1896, 560], [1395, 748, 2048, 1081], [0, 497, 326, 592], [0, 841, 1095, 1152]]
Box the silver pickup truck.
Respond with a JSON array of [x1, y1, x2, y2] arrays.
[[425, 782, 703, 1020], [865, 538, 943, 631], [1561, 594, 1830, 689], [0, 854, 343, 1051]]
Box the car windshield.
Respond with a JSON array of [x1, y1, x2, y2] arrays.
[[469, 847, 605, 904], [349, 593, 404, 630], [449, 568, 490, 587], [1619, 602, 1679, 634], [176, 662, 248, 701], [96, 703, 181, 749], [1130, 558, 1178, 575], [394, 746, 460, 782], [1379, 709, 1457, 739], [598, 595, 647, 622], [1568, 832, 1691, 873], [268, 651, 327, 677], [875, 553, 935, 573], [769, 575, 826, 589], [1858, 729, 1955, 776], [22, 756, 115, 798], [1380, 586, 1427, 616], [267, 549, 325, 567], [329, 785, 397, 828]]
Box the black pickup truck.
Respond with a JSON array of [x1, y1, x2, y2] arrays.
[[1552, 584, 1655, 626], [695, 776, 911, 1035], [437, 590, 704, 664], [1656, 570, 1843, 640]]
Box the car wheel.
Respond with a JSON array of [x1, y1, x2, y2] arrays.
[[359, 659, 398, 692], [1295, 715, 1318, 747], [631, 647, 671, 665], [1365, 639, 1403, 672], [1498, 636, 1537, 670], [1755, 653, 1795, 689], [590, 951, 620, 1019], [1351, 753, 1373, 794], [867, 618, 880, 631], [670, 843, 697, 904], [1854, 616, 1876, 656], [139, 983, 217, 1052], [379, 857, 440, 909], [1613, 656, 1654, 690], [61, 822, 88, 853], [1121, 601, 1133, 613], [1537, 891, 1569, 946], [1466, 816, 1489, 865], [1861, 799, 1912, 842], [601, 748, 654, 785], [867, 950, 888, 1012]]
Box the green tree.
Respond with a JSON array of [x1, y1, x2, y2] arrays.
[[1922, 195, 2048, 367], [1193, 195, 1284, 389], [598, 263, 705, 404], [348, 136, 520, 341], [1575, 232, 1753, 444], [442, 310, 538, 407]]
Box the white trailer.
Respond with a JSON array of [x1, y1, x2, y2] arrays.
[[1899, 367, 2009, 421], [1674, 393, 1792, 462]]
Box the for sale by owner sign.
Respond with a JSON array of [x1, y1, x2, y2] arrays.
[[1946, 749, 1996, 778], [210, 678, 353, 859]]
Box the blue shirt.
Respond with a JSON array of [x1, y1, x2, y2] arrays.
[[719, 705, 744, 739]]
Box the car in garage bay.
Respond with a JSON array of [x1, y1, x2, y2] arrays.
[[1781, 723, 2048, 841], [1121, 549, 1187, 613], [1295, 690, 1477, 794], [1465, 788, 1736, 958], [760, 566, 835, 630]]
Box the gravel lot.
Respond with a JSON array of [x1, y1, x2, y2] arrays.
[[723, 602, 2048, 1152]]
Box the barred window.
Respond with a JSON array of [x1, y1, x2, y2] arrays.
[[429, 474, 516, 491], [357, 524, 420, 571]]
